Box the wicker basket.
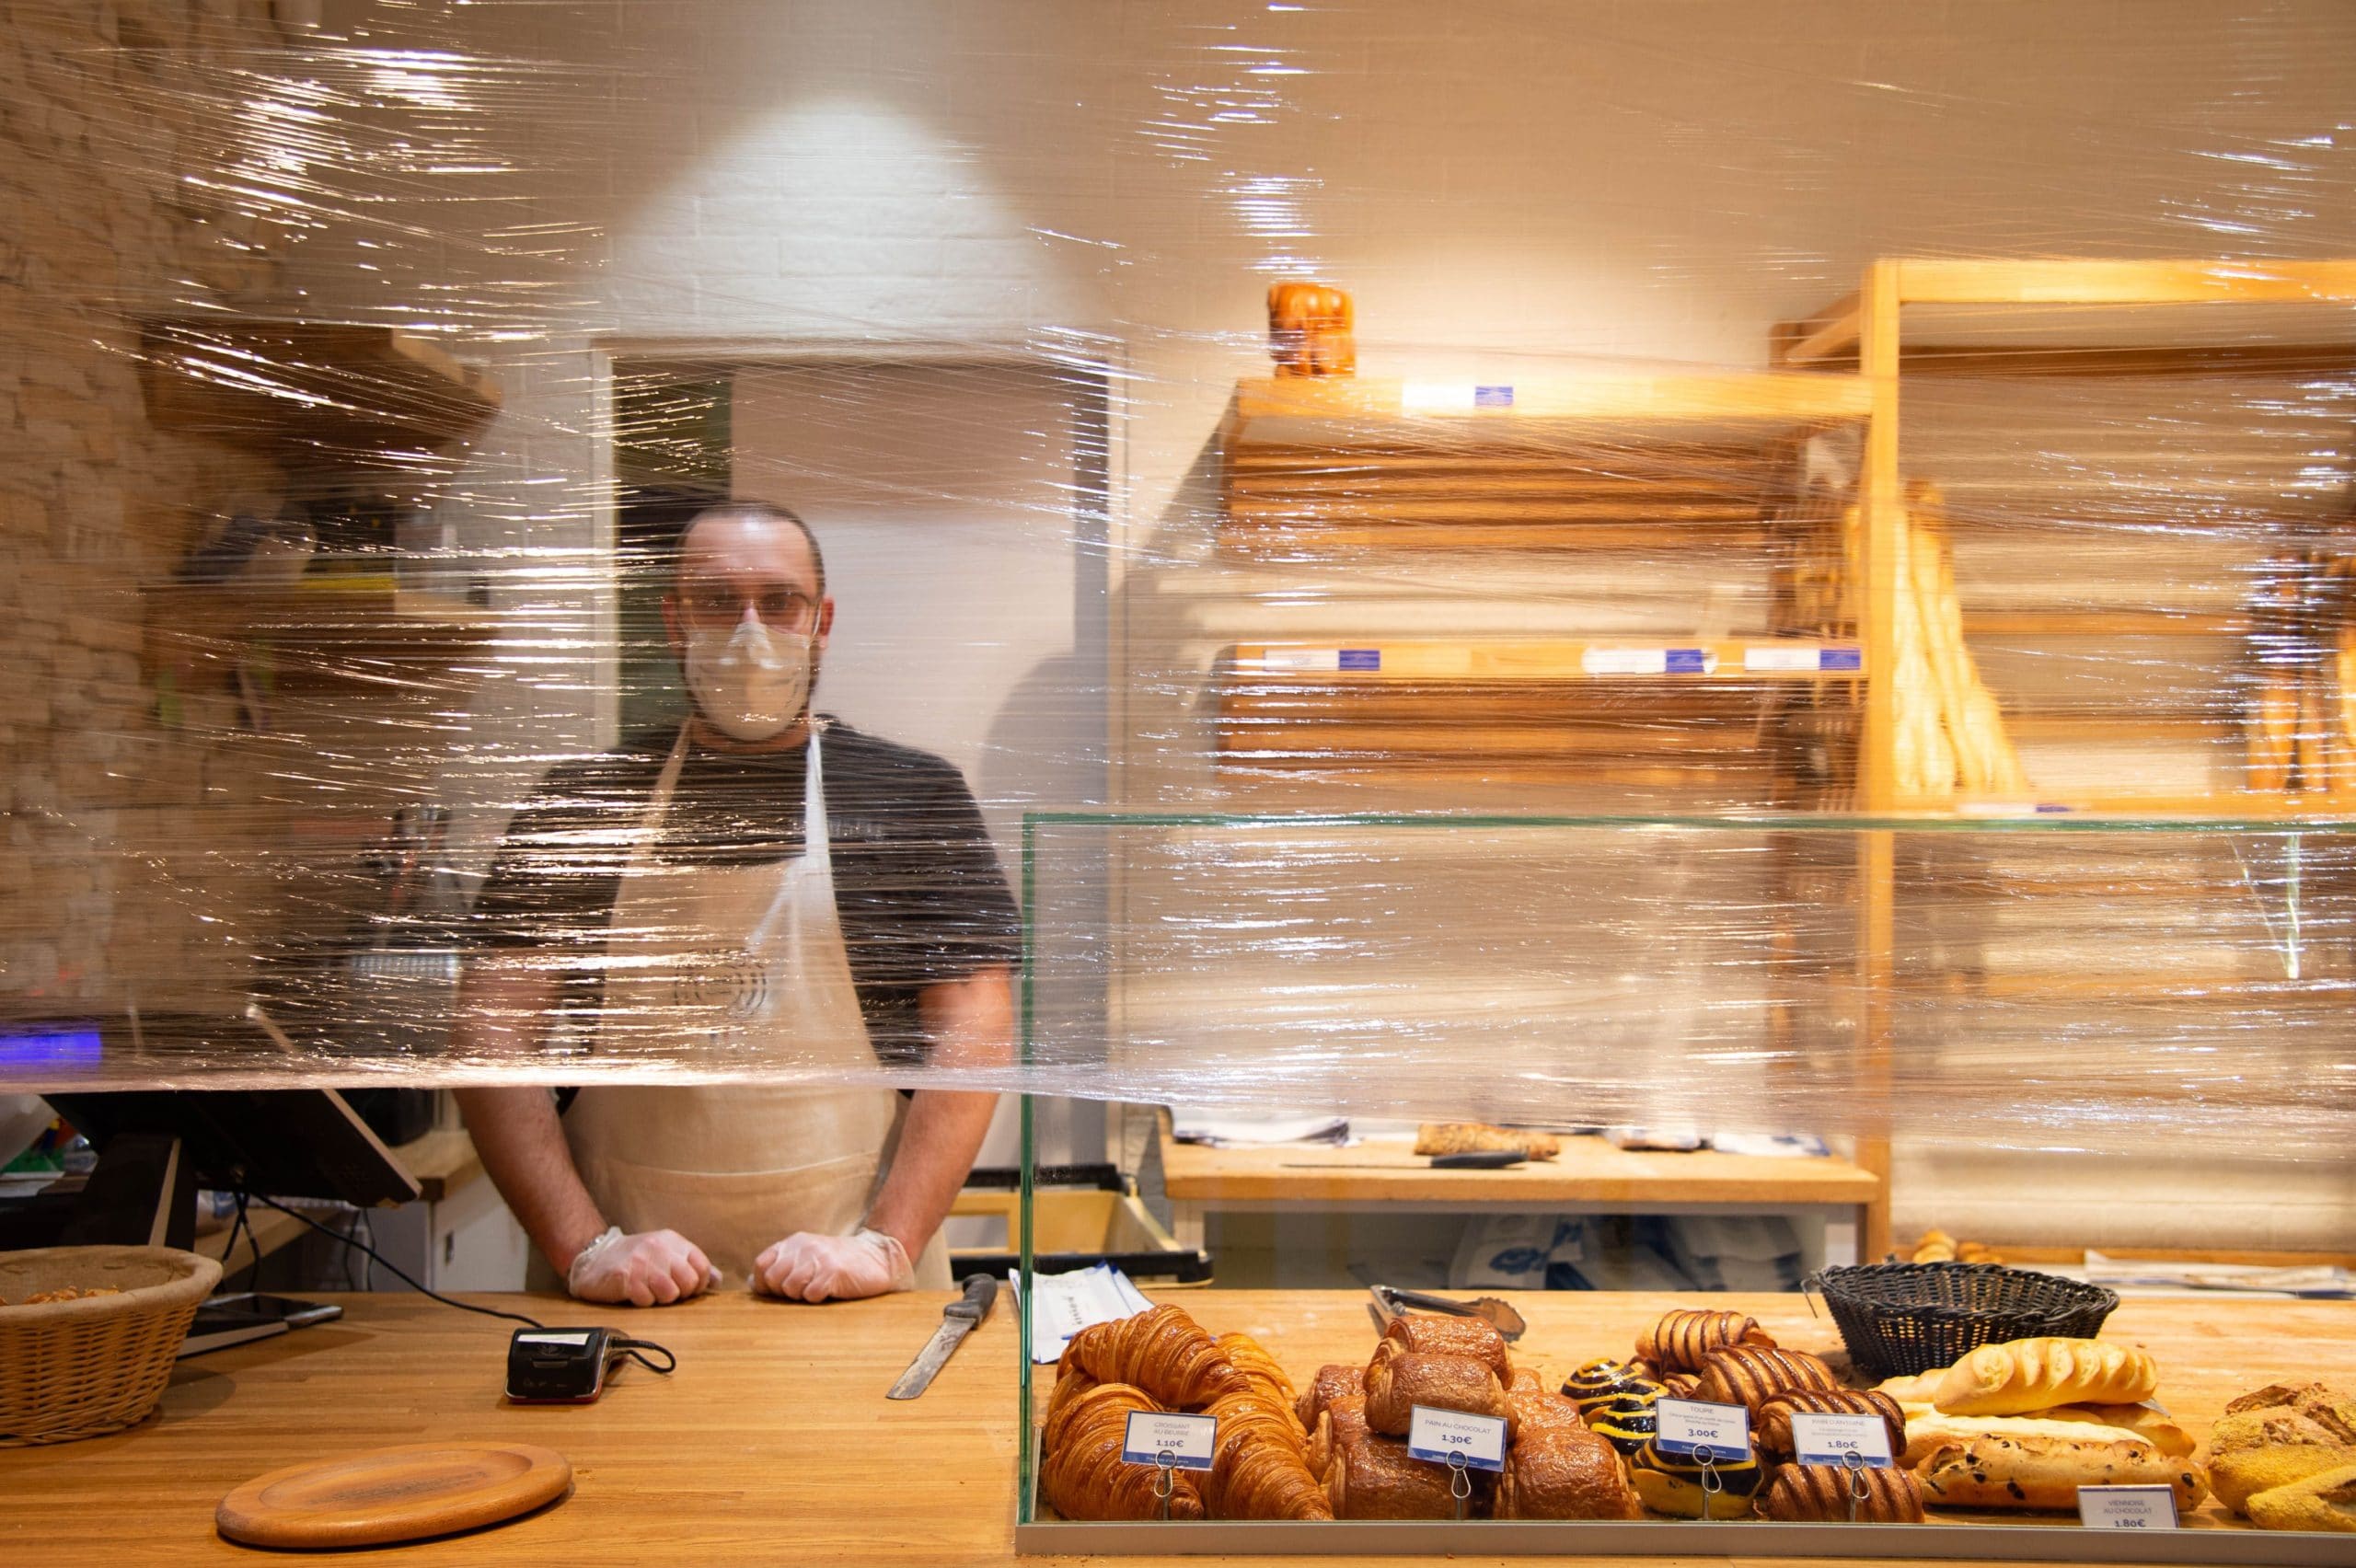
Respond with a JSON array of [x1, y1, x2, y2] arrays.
[[0, 1245, 222, 1446], [1811, 1262, 2119, 1378]]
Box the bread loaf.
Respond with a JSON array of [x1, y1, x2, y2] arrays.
[[1914, 1434, 2206, 1512], [1497, 1426, 1641, 1520], [2207, 1382, 2356, 1514], [1754, 1389, 1906, 1460], [1380, 1311, 1511, 1381], [1757, 1462, 1926, 1524], [1900, 1408, 2190, 1471], [1635, 1309, 1775, 1375], [1415, 1123, 1559, 1160], [1363, 1347, 1511, 1438], [1930, 1338, 2158, 1417], [2243, 1461, 2356, 1534], [1692, 1344, 1841, 1414]]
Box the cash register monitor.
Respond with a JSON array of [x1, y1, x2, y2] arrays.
[[0, 1011, 422, 1251]]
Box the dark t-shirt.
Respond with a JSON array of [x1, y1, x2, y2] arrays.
[[469, 718, 1019, 1066]]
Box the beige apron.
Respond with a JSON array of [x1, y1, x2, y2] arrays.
[[560, 724, 953, 1290]]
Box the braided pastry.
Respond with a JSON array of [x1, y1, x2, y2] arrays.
[[1040, 1383, 1207, 1521], [1058, 1304, 1249, 1410], [1201, 1389, 1332, 1519], [1296, 1363, 1365, 1432], [1636, 1309, 1776, 1375], [1692, 1345, 1841, 1414], [1380, 1312, 1510, 1381], [1755, 1389, 1907, 1459], [1757, 1462, 1926, 1523], [1363, 1347, 1512, 1438]]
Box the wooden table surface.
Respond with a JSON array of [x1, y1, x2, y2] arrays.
[[1160, 1124, 1880, 1207], [4, 1286, 2350, 1565]]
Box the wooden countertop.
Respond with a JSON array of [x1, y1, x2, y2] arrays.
[[1160, 1123, 1879, 1207], [6, 1286, 2350, 1564]]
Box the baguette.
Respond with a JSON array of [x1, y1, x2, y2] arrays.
[[1931, 1338, 2158, 1417], [1914, 1434, 2206, 1513], [1900, 1408, 2192, 1470]]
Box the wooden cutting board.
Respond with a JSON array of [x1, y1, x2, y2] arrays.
[[215, 1441, 571, 1550]]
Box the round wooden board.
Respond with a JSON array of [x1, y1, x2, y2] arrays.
[[215, 1441, 572, 1550]]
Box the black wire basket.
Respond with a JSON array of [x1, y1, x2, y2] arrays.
[[1809, 1262, 2120, 1377]]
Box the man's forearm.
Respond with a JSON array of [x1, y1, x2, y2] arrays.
[[452, 1086, 611, 1273], [864, 965, 1012, 1260]]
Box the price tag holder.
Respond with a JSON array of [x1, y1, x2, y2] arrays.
[[2078, 1484, 2180, 1530], [1788, 1411, 1894, 1469], [1121, 1411, 1217, 1471], [1655, 1398, 1751, 1461], [1405, 1405, 1508, 1473]]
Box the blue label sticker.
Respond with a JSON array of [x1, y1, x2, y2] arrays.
[[1819, 646, 1862, 671], [1665, 648, 1708, 674], [1472, 385, 1515, 408], [1337, 648, 1381, 672]]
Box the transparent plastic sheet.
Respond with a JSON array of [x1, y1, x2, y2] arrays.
[[1, 0, 2354, 1198]]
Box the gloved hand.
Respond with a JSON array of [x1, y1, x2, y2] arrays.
[[566, 1226, 719, 1307], [754, 1227, 914, 1303]]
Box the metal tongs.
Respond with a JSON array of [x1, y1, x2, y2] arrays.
[[1368, 1284, 1528, 1343]]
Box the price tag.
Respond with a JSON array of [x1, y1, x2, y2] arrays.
[[1788, 1412, 1893, 1469], [2077, 1484, 2179, 1530], [1405, 1405, 1508, 1472], [1121, 1411, 1217, 1470], [1655, 1398, 1751, 1460]]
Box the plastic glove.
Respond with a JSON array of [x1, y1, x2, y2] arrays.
[[754, 1227, 914, 1303], [566, 1226, 719, 1307]]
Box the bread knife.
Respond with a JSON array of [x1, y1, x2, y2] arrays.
[[886, 1274, 998, 1400]]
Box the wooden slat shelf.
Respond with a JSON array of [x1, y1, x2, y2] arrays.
[[1229, 372, 1871, 438], [138, 318, 502, 467], [1229, 640, 1864, 682], [144, 580, 498, 659]]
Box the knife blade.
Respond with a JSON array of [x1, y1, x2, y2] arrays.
[[887, 1274, 998, 1400]]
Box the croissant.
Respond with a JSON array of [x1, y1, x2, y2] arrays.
[[1757, 1462, 1926, 1523], [1380, 1312, 1510, 1381], [1497, 1426, 1642, 1520], [1045, 1367, 1101, 1423], [1297, 1363, 1365, 1432], [1932, 1337, 2159, 1417], [1364, 1348, 1512, 1438], [1692, 1345, 1841, 1414], [1325, 1425, 1482, 1520], [1636, 1309, 1776, 1374], [1040, 1382, 1207, 1521], [1216, 1332, 1300, 1424], [1202, 1389, 1332, 1519], [1754, 1389, 1908, 1459], [1058, 1304, 1249, 1410]]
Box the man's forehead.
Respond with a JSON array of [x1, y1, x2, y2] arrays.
[[676, 515, 817, 584]]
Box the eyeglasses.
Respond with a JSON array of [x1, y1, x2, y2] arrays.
[[680, 584, 819, 635]]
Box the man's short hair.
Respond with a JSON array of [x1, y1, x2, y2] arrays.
[[674, 500, 826, 599]]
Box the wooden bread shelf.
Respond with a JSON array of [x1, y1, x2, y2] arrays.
[[138, 318, 502, 468]]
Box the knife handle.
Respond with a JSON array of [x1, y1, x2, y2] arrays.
[[1431, 1149, 1525, 1169], [949, 1273, 998, 1323]]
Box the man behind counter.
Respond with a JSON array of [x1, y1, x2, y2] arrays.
[[454, 502, 1015, 1307]]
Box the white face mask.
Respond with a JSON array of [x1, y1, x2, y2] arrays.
[[684, 614, 812, 743]]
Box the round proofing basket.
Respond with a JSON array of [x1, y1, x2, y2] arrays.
[[1810, 1262, 2119, 1378], [0, 1244, 223, 1446]]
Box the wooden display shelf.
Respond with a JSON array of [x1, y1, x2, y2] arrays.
[[1227, 640, 1864, 683], [138, 318, 502, 467], [142, 578, 500, 690], [1158, 1118, 1879, 1244], [1229, 372, 1871, 437]]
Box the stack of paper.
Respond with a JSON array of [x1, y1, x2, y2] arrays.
[[1012, 1262, 1155, 1364], [1168, 1108, 1349, 1147]]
